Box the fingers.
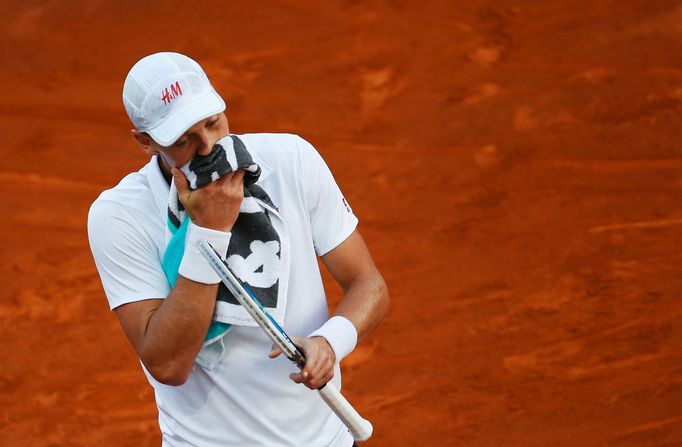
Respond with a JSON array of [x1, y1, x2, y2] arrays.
[[177, 169, 244, 202], [232, 169, 245, 186], [215, 169, 245, 188], [176, 169, 244, 231], [268, 343, 282, 359], [171, 168, 189, 195], [289, 363, 333, 389], [289, 370, 312, 384], [283, 337, 335, 390]]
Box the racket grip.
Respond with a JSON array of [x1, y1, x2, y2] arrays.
[[318, 383, 373, 442]]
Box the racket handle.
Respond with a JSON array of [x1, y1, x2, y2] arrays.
[[318, 383, 373, 441]]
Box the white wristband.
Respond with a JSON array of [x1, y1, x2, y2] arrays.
[[308, 316, 358, 363], [178, 222, 231, 284]]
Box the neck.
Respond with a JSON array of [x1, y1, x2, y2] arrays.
[[156, 155, 173, 185]]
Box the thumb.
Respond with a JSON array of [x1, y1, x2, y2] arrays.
[[269, 343, 282, 359]]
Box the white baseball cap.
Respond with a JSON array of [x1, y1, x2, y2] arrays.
[[122, 52, 226, 147]]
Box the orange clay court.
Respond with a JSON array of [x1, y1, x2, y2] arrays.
[[1, 1, 681, 446]]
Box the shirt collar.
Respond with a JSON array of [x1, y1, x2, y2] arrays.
[[147, 155, 171, 222], [253, 150, 273, 183]]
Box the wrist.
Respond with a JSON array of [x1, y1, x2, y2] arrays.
[[308, 316, 358, 363], [191, 219, 233, 233], [178, 222, 232, 284]]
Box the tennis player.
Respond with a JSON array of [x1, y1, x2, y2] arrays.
[[87, 52, 389, 446]]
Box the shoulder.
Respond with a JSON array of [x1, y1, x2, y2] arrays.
[[87, 161, 167, 273], [88, 161, 159, 234], [237, 133, 320, 168], [238, 132, 310, 151]]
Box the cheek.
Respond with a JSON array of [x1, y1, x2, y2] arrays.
[[216, 117, 230, 136], [206, 123, 230, 147]]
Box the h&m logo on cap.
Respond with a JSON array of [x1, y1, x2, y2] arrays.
[[161, 81, 183, 106]]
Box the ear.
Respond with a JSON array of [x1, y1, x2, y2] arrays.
[[131, 129, 159, 157]]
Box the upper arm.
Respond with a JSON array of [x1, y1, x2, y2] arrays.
[[295, 137, 389, 338], [321, 230, 389, 340], [294, 136, 379, 288], [88, 201, 170, 309], [113, 298, 164, 355], [88, 201, 170, 352], [321, 230, 380, 290]]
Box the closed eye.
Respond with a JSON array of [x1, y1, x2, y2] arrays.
[[173, 138, 188, 147]]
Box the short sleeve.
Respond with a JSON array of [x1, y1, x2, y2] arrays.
[[297, 137, 359, 256], [88, 201, 170, 310]]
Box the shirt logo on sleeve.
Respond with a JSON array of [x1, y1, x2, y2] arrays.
[[342, 197, 352, 213], [161, 81, 183, 106]]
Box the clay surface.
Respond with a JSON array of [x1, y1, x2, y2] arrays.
[[1, 1, 681, 446]]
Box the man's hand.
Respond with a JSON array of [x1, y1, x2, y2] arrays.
[[269, 336, 336, 389], [172, 168, 245, 232]]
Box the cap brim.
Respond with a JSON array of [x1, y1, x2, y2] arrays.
[[147, 91, 226, 147]]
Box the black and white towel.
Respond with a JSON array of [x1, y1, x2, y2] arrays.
[[167, 135, 289, 328]]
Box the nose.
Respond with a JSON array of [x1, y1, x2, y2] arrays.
[[195, 128, 214, 157]]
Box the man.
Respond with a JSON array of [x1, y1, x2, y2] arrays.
[[87, 52, 389, 446]]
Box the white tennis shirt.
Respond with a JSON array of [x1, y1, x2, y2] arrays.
[[88, 133, 358, 446]]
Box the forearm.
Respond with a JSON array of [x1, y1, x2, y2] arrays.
[[334, 269, 389, 342], [296, 269, 388, 389], [139, 277, 218, 385], [111, 170, 242, 386], [317, 231, 390, 356]]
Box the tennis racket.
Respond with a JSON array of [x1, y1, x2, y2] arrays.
[[197, 239, 374, 442]]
